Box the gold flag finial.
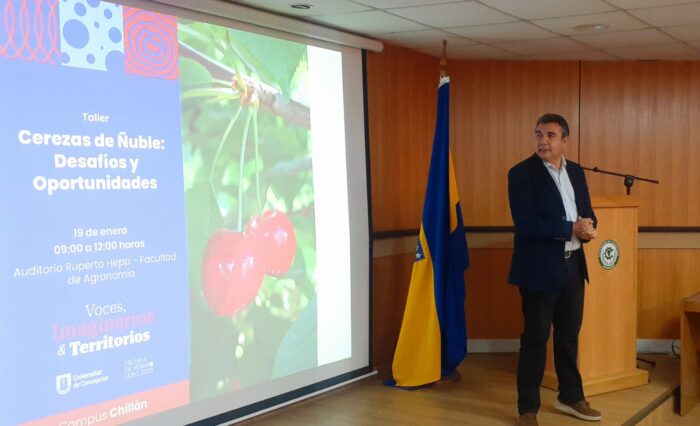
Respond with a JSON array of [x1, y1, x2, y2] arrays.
[[440, 40, 447, 78]]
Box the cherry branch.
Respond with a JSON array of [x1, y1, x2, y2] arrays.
[[179, 40, 310, 129]]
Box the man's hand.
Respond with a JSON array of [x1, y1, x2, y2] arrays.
[[573, 218, 597, 240]]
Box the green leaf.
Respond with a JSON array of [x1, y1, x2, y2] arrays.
[[182, 143, 203, 192], [186, 182, 236, 400], [228, 31, 307, 97], [295, 217, 317, 290], [179, 57, 213, 88], [265, 186, 287, 212], [271, 297, 317, 379], [179, 22, 218, 47], [289, 58, 309, 106]]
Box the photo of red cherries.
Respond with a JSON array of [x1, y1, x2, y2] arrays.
[[202, 209, 297, 316]]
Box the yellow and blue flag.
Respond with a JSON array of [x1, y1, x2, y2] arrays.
[[389, 76, 469, 387]]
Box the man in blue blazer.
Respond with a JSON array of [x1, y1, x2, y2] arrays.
[[508, 114, 600, 426]]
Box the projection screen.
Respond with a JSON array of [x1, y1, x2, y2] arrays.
[[0, 0, 373, 424]]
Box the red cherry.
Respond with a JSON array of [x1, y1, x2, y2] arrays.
[[246, 209, 297, 276], [201, 230, 264, 316]]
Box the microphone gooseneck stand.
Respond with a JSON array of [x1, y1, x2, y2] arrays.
[[580, 166, 659, 195]]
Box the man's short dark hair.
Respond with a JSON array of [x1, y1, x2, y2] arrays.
[[536, 114, 569, 138]]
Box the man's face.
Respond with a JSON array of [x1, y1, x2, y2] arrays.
[[535, 122, 568, 166]]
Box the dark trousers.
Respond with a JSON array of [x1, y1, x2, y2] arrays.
[[517, 250, 585, 415]]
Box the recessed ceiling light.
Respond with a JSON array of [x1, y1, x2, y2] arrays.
[[290, 3, 312, 9], [573, 23, 609, 32]]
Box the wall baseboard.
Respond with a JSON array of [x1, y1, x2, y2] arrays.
[[468, 339, 519, 353], [467, 339, 677, 354]]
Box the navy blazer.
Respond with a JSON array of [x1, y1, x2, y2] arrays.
[[508, 154, 597, 293]]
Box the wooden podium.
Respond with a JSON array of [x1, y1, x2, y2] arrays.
[[542, 195, 648, 396], [681, 293, 700, 415]]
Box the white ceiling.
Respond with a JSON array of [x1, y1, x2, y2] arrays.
[[224, 0, 700, 60]]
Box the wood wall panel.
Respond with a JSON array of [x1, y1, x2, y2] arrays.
[[449, 60, 580, 226], [368, 46, 700, 370], [638, 249, 700, 339], [465, 248, 521, 339], [690, 63, 700, 222], [367, 47, 581, 229], [372, 247, 700, 373], [580, 62, 700, 226], [366, 44, 440, 231]]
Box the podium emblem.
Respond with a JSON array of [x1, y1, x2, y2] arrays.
[[598, 240, 620, 270]]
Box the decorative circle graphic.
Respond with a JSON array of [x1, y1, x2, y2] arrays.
[[59, 0, 123, 71], [108, 27, 122, 43], [123, 8, 178, 79], [75, 3, 86, 16], [63, 19, 89, 49], [598, 240, 620, 270], [105, 50, 124, 72]]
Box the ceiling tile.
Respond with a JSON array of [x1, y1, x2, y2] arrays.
[[389, 2, 517, 28], [231, 0, 370, 17], [688, 41, 700, 56], [448, 21, 557, 42], [606, 42, 700, 59], [479, 0, 615, 20], [572, 28, 676, 49], [606, 0, 700, 9], [229, 0, 700, 61], [379, 29, 476, 49], [533, 11, 649, 36], [662, 24, 700, 41], [436, 43, 522, 59], [493, 37, 593, 56], [311, 10, 428, 33], [528, 50, 622, 61], [627, 3, 700, 27], [353, 0, 456, 8]]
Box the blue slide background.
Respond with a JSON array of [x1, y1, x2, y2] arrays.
[[0, 56, 189, 424]]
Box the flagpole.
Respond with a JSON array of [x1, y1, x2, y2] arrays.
[[440, 40, 447, 79]]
